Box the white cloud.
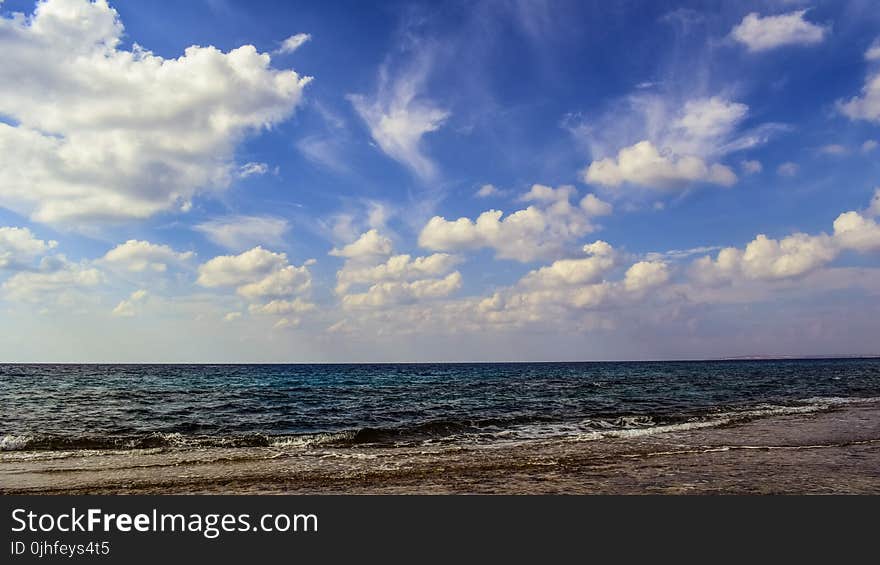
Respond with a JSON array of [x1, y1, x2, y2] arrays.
[[818, 144, 848, 156], [692, 233, 837, 283], [248, 298, 316, 315], [0, 0, 311, 226], [329, 229, 393, 259], [275, 33, 311, 55], [102, 240, 194, 272], [583, 140, 737, 189], [197, 246, 312, 300], [777, 162, 799, 177], [0, 227, 57, 269], [475, 184, 503, 198], [741, 160, 763, 174], [579, 193, 613, 216], [237, 162, 270, 178], [839, 72, 880, 123], [644, 245, 722, 262], [224, 311, 242, 322], [419, 185, 611, 262], [519, 241, 616, 289], [575, 94, 777, 195], [336, 252, 460, 294], [112, 289, 148, 317], [236, 266, 312, 300], [296, 135, 349, 173], [471, 242, 670, 328], [273, 317, 300, 330], [624, 261, 670, 292], [730, 10, 827, 52], [318, 199, 398, 246], [342, 271, 462, 308], [867, 38, 880, 62], [673, 97, 748, 149], [2, 256, 102, 303], [862, 140, 879, 153], [838, 40, 880, 123], [833, 211, 880, 253], [691, 190, 880, 285], [349, 62, 449, 179], [197, 247, 287, 287], [194, 216, 289, 251]]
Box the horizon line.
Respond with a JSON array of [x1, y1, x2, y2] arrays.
[[3, 354, 879, 365]]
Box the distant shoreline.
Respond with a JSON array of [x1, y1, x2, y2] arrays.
[[2, 356, 880, 365]]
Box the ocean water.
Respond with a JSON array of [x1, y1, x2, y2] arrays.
[[2, 359, 879, 452]]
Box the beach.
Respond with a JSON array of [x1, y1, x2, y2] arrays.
[[3, 398, 878, 495]]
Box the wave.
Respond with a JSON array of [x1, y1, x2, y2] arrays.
[[3, 396, 878, 453]]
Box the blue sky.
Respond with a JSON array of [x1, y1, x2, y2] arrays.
[[0, 0, 879, 361]]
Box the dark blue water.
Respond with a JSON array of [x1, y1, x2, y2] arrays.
[[2, 359, 879, 450]]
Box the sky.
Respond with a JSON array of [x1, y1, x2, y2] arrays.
[[0, 0, 879, 362]]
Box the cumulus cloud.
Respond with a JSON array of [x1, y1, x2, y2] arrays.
[[419, 185, 612, 262], [275, 33, 311, 55], [691, 233, 837, 284], [0, 0, 311, 226], [197, 246, 312, 300], [329, 229, 393, 259], [691, 190, 880, 285], [194, 216, 289, 251], [342, 272, 462, 308], [248, 298, 316, 315], [111, 289, 148, 317], [623, 261, 670, 292], [472, 242, 669, 328], [730, 10, 827, 52], [862, 140, 879, 153], [838, 41, 880, 123], [578, 96, 755, 192], [330, 227, 463, 309], [0, 226, 57, 269], [336, 252, 460, 294], [102, 240, 194, 272], [348, 60, 449, 179], [833, 211, 880, 253], [2, 255, 102, 303], [519, 241, 616, 289], [584, 140, 737, 189]]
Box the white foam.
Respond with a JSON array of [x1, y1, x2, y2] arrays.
[[568, 398, 876, 443], [0, 434, 33, 451], [269, 431, 356, 448]]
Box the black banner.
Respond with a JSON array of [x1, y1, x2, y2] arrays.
[[1, 495, 876, 563]]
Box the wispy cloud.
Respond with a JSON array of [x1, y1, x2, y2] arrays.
[[275, 33, 311, 55], [194, 216, 290, 251], [348, 49, 449, 180]]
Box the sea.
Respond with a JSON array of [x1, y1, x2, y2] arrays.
[[2, 359, 879, 452]]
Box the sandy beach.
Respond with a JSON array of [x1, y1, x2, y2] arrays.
[[3, 399, 878, 495]]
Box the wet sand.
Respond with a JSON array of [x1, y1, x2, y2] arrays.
[[2, 401, 879, 494]]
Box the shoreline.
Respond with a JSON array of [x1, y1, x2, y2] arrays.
[[3, 400, 879, 495]]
